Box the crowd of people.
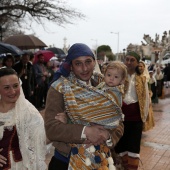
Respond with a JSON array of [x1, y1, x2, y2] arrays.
[[147, 62, 170, 103], [0, 43, 168, 170], [0, 52, 61, 110]]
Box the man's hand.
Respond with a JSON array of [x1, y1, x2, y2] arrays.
[[43, 71, 48, 76], [55, 112, 67, 124], [99, 128, 110, 141], [84, 125, 110, 146]]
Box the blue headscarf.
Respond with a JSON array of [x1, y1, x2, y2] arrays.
[[51, 43, 95, 84]]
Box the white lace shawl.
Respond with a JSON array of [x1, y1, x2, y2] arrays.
[[15, 89, 47, 170]]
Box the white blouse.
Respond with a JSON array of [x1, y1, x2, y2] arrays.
[[123, 74, 138, 105]]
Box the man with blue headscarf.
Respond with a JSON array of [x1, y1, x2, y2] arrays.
[[45, 43, 124, 170]]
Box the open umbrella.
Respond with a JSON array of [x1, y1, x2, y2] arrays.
[[3, 34, 47, 50], [46, 47, 66, 58], [34, 50, 55, 63], [0, 42, 23, 55]]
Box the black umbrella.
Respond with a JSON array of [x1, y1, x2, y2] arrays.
[[46, 47, 66, 58], [0, 42, 23, 55]]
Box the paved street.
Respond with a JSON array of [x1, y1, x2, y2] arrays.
[[139, 87, 170, 170], [44, 87, 170, 170]]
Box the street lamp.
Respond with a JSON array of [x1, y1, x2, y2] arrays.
[[110, 32, 119, 60]]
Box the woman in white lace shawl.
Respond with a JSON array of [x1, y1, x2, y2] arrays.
[[0, 68, 46, 170]]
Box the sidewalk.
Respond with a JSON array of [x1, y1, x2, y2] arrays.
[[139, 87, 170, 170], [45, 87, 170, 170]]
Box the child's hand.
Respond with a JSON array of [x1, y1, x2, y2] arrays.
[[55, 112, 67, 124]]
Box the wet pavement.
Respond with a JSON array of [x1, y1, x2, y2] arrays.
[[139, 87, 170, 170], [44, 87, 170, 170]]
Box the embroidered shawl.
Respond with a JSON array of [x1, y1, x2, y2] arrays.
[[96, 81, 124, 108], [52, 72, 123, 129]]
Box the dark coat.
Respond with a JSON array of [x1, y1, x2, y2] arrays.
[[13, 61, 35, 98]]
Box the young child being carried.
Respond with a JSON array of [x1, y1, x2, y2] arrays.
[[94, 61, 127, 128]]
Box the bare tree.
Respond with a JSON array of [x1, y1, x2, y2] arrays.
[[2, 21, 25, 39], [0, 0, 85, 25], [0, 0, 85, 39]]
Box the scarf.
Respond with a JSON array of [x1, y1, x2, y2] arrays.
[[126, 51, 140, 62], [51, 43, 95, 84]]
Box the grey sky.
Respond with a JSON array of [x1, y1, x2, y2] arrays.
[[26, 0, 170, 54]]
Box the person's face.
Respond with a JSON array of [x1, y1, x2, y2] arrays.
[[15, 56, 21, 62], [5, 59, 13, 68], [38, 55, 45, 63], [138, 62, 145, 74], [0, 75, 20, 104], [46, 61, 52, 68], [156, 68, 161, 74], [22, 55, 30, 65], [104, 68, 124, 87], [124, 56, 139, 72], [149, 72, 153, 77], [71, 56, 95, 83], [101, 65, 107, 74]]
